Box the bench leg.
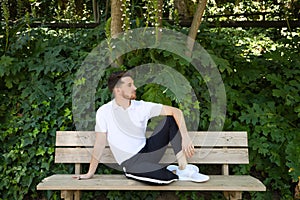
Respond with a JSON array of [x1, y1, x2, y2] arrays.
[[224, 191, 242, 200], [74, 190, 81, 200], [61, 190, 74, 200], [61, 190, 81, 200]]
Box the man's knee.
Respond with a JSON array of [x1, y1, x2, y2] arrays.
[[166, 116, 176, 124]]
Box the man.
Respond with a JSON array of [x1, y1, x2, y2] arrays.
[[74, 71, 209, 184]]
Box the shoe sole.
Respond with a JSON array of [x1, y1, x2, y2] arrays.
[[125, 172, 178, 185], [179, 175, 210, 183]]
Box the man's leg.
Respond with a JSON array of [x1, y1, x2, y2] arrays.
[[121, 116, 186, 184], [145, 116, 187, 170], [125, 116, 187, 171], [122, 116, 182, 171]]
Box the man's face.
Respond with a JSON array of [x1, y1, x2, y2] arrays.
[[117, 76, 137, 100]]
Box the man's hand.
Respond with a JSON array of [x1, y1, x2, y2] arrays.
[[182, 135, 195, 158], [73, 132, 106, 180], [72, 173, 93, 180]]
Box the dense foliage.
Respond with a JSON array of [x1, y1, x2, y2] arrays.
[[1, 0, 299, 199]]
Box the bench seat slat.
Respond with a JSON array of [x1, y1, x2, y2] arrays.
[[55, 148, 249, 164], [37, 174, 266, 191], [56, 131, 248, 147]]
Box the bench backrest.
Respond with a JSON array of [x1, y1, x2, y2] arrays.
[[55, 131, 248, 175]]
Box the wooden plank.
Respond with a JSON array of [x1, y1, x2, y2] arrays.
[[222, 164, 229, 175], [37, 174, 266, 191], [189, 131, 248, 147], [56, 131, 96, 147], [56, 131, 248, 147], [55, 148, 249, 164]]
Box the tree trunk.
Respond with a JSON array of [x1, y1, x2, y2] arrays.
[[174, 0, 196, 20], [157, 0, 163, 40], [111, 0, 123, 38], [186, 0, 207, 57], [110, 0, 123, 66], [295, 181, 300, 199], [92, 0, 100, 23], [174, 0, 188, 19], [75, 0, 84, 17], [104, 0, 110, 22], [158, 0, 163, 27]]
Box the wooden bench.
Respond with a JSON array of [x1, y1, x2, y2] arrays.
[[37, 131, 266, 200]]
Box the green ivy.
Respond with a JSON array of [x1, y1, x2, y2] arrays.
[[203, 28, 300, 199], [1, 15, 299, 200]]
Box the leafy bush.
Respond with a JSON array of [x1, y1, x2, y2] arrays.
[[199, 27, 300, 199], [0, 22, 106, 199], [0, 18, 299, 200]]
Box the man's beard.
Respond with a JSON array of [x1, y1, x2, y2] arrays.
[[130, 93, 136, 100], [122, 91, 136, 100]]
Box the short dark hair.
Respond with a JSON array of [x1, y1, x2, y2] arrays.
[[108, 71, 131, 92]]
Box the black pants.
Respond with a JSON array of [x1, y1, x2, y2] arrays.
[[121, 116, 182, 184]]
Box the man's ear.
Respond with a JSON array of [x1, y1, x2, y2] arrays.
[[114, 87, 120, 95]]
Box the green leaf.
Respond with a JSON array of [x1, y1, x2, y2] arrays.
[[5, 77, 13, 88], [266, 74, 284, 87], [36, 147, 46, 156], [239, 103, 263, 125], [128, 54, 143, 66], [21, 137, 34, 147], [210, 54, 232, 74], [0, 55, 14, 76], [141, 84, 172, 105], [0, 55, 14, 67], [286, 132, 300, 182], [295, 105, 300, 117]]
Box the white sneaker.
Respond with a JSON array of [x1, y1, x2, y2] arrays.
[[167, 165, 209, 183], [167, 164, 199, 173]]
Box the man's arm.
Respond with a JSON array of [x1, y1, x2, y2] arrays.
[[160, 105, 195, 158], [73, 132, 107, 180]]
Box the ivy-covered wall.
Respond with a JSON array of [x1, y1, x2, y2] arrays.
[[0, 20, 299, 200]]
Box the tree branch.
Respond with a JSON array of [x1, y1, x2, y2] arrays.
[[186, 0, 207, 57]]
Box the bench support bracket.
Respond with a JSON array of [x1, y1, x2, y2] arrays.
[[224, 191, 242, 200]]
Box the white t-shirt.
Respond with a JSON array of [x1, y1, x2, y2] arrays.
[[95, 99, 163, 164]]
